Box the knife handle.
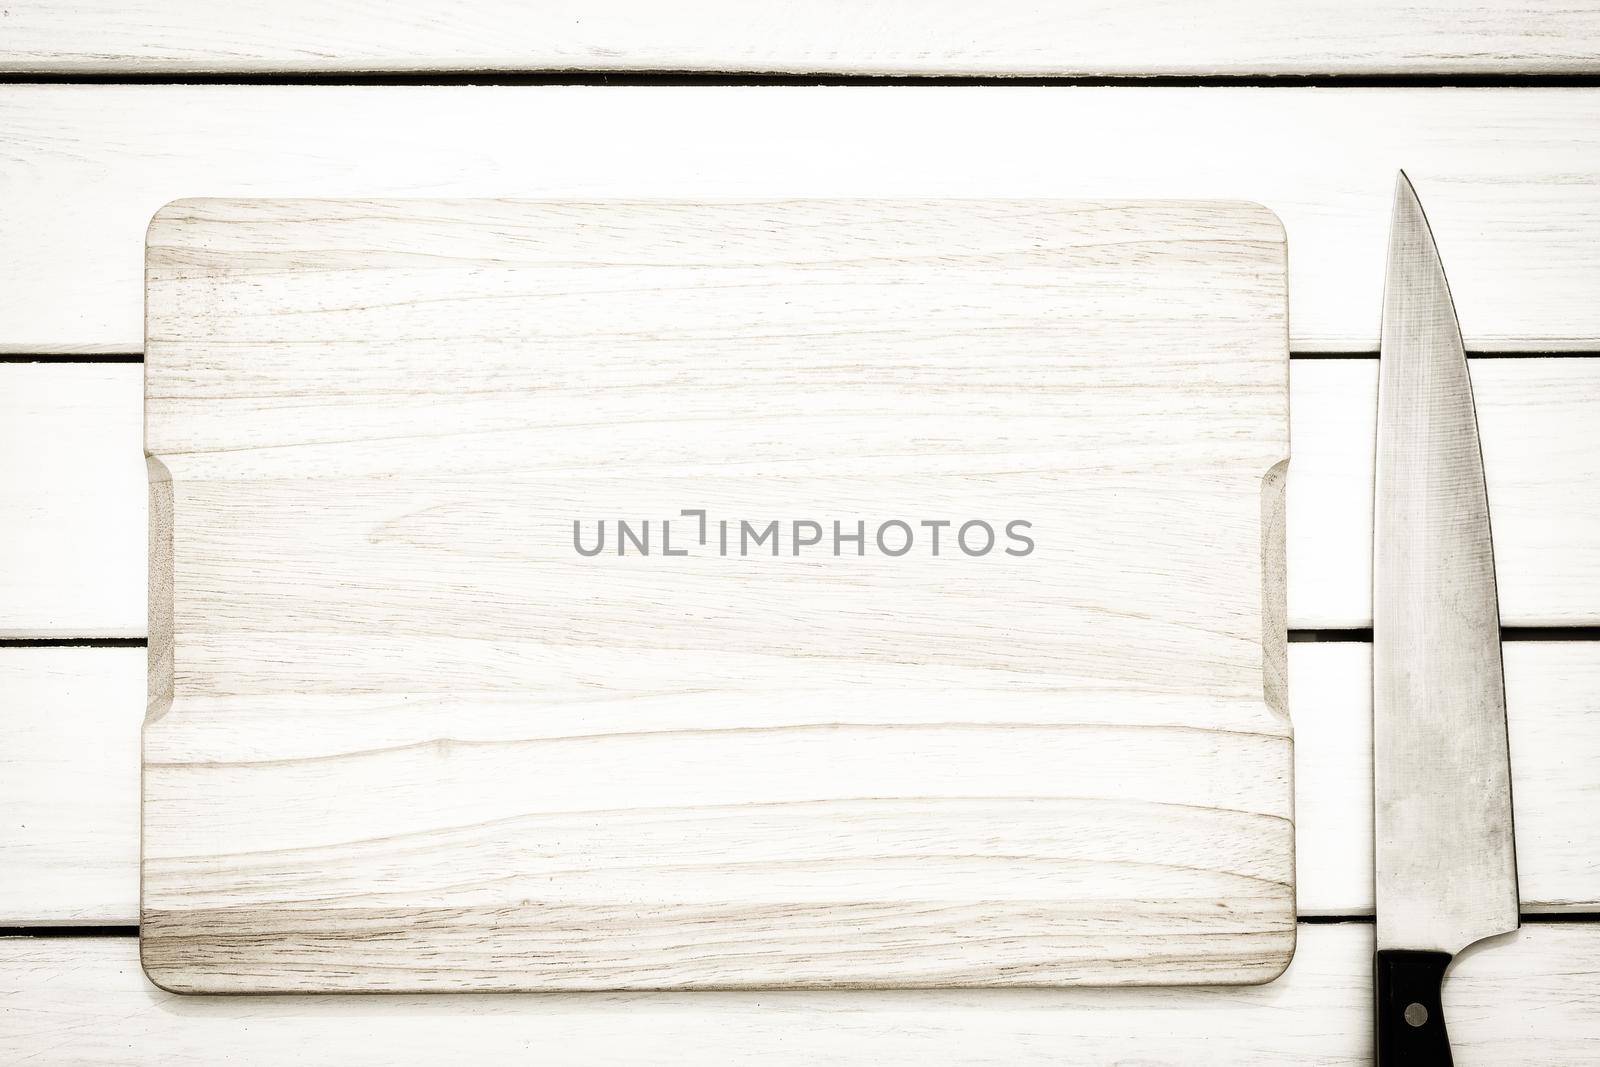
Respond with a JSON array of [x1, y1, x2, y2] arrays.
[[1375, 949, 1454, 1066]]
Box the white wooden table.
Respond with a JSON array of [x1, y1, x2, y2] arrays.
[[3, 4, 1600, 1061]]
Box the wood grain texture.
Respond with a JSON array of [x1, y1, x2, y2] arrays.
[[141, 198, 1292, 991], [8, 642, 1597, 926], [9, 358, 1600, 637], [3, 0, 1598, 75], [5, 86, 1600, 354], [4, 925, 1599, 1064], [6, 643, 1593, 927]]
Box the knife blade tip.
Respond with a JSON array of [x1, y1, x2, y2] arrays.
[[1392, 171, 1424, 219]]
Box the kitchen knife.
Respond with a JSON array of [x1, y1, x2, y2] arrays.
[[1373, 171, 1519, 1066]]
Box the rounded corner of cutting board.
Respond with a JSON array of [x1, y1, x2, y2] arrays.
[[136, 926, 206, 997], [1231, 200, 1289, 244], [1248, 922, 1300, 987]]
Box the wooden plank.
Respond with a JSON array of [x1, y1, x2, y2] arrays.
[[140, 198, 1293, 992], [0, 648, 143, 925], [5, 642, 1595, 926], [6, 357, 1599, 637], [1293, 642, 1600, 915], [3, 0, 1599, 76], [2, 925, 1597, 1063], [1288, 358, 1600, 629], [0, 364, 147, 638], [4, 86, 1600, 354]]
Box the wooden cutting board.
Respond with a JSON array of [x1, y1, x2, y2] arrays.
[[142, 198, 1292, 993]]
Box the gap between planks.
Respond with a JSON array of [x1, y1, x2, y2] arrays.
[[10, 73, 1600, 87], [6, 915, 1600, 938]]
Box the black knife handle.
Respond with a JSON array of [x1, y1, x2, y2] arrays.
[[1376, 949, 1454, 1066]]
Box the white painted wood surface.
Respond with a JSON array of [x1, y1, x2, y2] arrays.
[[141, 197, 1293, 991], [9, 358, 1600, 636], [5, 86, 1600, 354], [3, 0, 1598, 76], [1292, 642, 1600, 916], [6, 642, 1595, 926], [1288, 358, 1600, 628], [0, 7, 1593, 1055], [0, 648, 143, 924], [3, 924, 1598, 1064], [0, 364, 151, 636], [0, 365, 148, 637]]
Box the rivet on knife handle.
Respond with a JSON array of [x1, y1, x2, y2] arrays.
[[1375, 949, 1453, 1066]]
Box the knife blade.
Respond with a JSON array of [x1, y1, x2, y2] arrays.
[[1373, 171, 1519, 1066]]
